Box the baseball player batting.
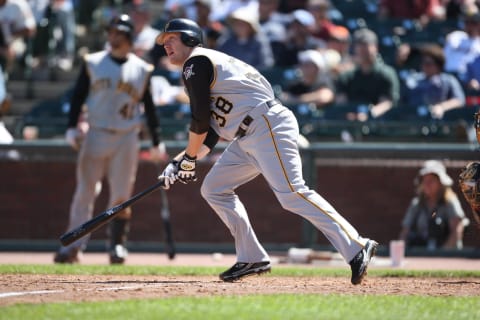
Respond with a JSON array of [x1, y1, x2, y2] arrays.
[[157, 18, 378, 284], [54, 14, 167, 264]]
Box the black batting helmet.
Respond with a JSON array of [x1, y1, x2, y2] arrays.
[[156, 18, 204, 47], [106, 14, 135, 41]]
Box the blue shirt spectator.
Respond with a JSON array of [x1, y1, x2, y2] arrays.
[[464, 54, 480, 100], [404, 73, 465, 108], [402, 44, 465, 119]]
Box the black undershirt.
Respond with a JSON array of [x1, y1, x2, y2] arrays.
[[182, 55, 219, 149]]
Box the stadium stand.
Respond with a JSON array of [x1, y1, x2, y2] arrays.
[[3, 1, 478, 144]]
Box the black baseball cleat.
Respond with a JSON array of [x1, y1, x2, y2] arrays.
[[349, 240, 378, 285], [219, 261, 271, 282], [110, 244, 128, 264]]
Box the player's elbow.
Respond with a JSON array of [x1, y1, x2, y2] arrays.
[[189, 120, 210, 135]]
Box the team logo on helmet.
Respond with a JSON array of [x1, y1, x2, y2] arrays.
[[184, 64, 195, 80]]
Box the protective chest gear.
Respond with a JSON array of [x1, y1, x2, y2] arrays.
[[475, 112, 480, 145], [459, 161, 480, 226]]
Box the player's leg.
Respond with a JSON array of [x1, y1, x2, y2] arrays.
[[54, 129, 109, 263], [244, 108, 377, 284], [201, 141, 271, 272], [106, 130, 140, 264]]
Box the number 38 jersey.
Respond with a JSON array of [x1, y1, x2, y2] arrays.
[[184, 47, 275, 141], [84, 51, 154, 132]]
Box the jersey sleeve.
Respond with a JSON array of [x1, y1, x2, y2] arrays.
[[182, 55, 214, 134], [142, 77, 161, 146], [68, 62, 90, 128]]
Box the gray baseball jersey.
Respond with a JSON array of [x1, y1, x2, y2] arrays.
[[61, 51, 155, 251], [85, 51, 154, 132], [183, 47, 370, 264], [188, 47, 274, 141]]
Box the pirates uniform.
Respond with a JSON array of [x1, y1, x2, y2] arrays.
[[183, 46, 371, 265], [55, 50, 160, 263]]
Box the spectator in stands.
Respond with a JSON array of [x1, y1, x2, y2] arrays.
[[307, 0, 338, 42], [0, 0, 36, 75], [333, 28, 400, 121], [258, 0, 288, 65], [399, 160, 469, 250], [444, 0, 479, 20], [128, 1, 161, 62], [465, 53, 480, 94], [378, 0, 446, 25], [0, 64, 13, 144], [274, 9, 326, 67], [216, 5, 275, 70], [278, 0, 308, 13], [205, 0, 258, 22], [51, 0, 76, 71], [150, 74, 189, 107], [401, 44, 465, 119], [27, 0, 76, 72], [325, 24, 354, 76], [443, 10, 480, 80], [27, 0, 52, 67], [193, 0, 225, 49], [278, 49, 334, 109]]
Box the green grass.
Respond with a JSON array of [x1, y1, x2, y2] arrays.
[[1, 265, 479, 320], [1, 264, 480, 278], [1, 294, 479, 320]]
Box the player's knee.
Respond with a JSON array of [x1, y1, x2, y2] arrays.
[[276, 191, 302, 212], [200, 178, 226, 202], [200, 180, 212, 200]]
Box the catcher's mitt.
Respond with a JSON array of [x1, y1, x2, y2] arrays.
[[459, 162, 480, 227]]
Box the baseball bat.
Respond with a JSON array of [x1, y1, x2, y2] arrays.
[[160, 188, 176, 259], [59, 177, 166, 246]]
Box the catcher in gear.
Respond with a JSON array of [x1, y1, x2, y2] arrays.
[[459, 112, 480, 227]]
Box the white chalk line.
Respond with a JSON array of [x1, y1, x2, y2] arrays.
[[0, 283, 165, 299], [0, 290, 65, 298]]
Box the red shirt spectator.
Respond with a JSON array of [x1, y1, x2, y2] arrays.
[[308, 0, 337, 41], [378, 0, 445, 21]]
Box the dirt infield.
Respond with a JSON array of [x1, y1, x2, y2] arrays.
[[1, 252, 480, 306], [2, 274, 480, 306]]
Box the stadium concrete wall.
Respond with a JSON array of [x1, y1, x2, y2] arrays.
[[0, 149, 478, 251]]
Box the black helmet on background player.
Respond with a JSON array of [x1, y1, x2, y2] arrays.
[[106, 14, 135, 42], [156, 18, 204, 47]]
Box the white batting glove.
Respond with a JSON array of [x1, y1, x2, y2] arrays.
[[176, 154, 197, 184], [65, 128, 80, 150], [159, 161, 178, 190], [150, 142, 168, 162]]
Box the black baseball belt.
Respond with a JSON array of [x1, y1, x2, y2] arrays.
[[235, 99, 281, 138]]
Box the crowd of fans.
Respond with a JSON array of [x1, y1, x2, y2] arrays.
[[2, 0, 480, 142]]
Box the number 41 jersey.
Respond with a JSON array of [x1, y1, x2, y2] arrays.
[[84, 51, 154, 132]]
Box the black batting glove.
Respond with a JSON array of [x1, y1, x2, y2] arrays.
[[176, 153, 197, 184]]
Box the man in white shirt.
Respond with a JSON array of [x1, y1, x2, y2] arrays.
[[0, 65, 12, 144], [0, 0, 36, 73]]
